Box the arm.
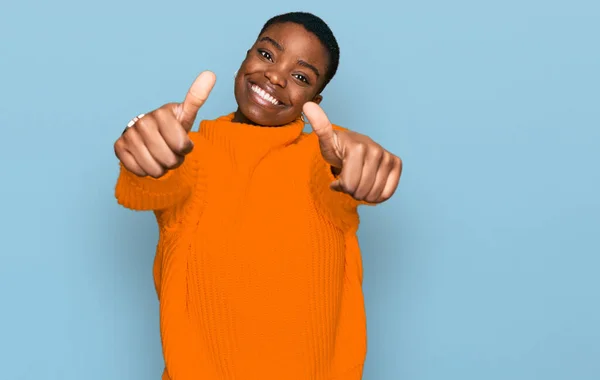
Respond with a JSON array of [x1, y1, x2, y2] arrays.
[[113, 71, 216, 211], [114, 136, 201, 211], [309, 149, 363, 232], [304, 102, 402, 207]]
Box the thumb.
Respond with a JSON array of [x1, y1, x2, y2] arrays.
[[176, 71, 216, 131], [303, 102, 342, 167]]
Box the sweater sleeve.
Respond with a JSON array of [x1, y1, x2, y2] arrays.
[[309, 152, 365, 232], [114, 133, 202, 211], [308, 125, 376, 232]]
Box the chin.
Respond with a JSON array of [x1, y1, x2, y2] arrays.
[[241, 107, 274, 126], [234, 76, 296, 127]]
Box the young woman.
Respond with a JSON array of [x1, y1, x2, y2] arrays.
[[114, 11, 402, 380]]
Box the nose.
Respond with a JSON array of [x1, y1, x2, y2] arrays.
[[265, 66, 287, 88]]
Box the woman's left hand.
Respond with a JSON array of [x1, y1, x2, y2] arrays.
[[303, 102, 403, 204]]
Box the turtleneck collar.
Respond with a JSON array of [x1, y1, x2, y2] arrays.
[[197, 113, 306, 171]]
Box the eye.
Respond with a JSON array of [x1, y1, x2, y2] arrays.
[[258, 49, 273, 62], [293, 73, 310, 84]]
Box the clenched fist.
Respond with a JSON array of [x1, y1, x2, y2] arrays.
[[303, 102, 402, 204], [114, 71, 216, 178]]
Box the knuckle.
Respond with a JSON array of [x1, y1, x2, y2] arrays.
[[125, 135, 141, 150], [113, 139, 123, 152], [174, 138, 192, 154], [172, 143, 185, 155], [370, 148, 384, 161], [391, 156, 402, 171], [120, 130, 131, 143], [385, 154, 395, 168], [134, 117, 154, 135], [340, 180, 354, 194], [337, 178, 348, 192], [354, 143, 367, 154], [178, 140, 189, 153], [164, 154, 179, 168], [170, 156, 185, 169], [154, 107, 170, 121], [134, 117, 148, 131]]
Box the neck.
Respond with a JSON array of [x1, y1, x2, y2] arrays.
[[232, 108, 301, 128], [232, 108, 257, 125]]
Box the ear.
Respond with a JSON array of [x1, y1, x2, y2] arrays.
[[312, 94, 323, 104]]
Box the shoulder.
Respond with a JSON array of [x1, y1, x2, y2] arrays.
[[299, 122, 350, 144]]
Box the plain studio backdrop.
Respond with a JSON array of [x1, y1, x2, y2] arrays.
[[1, 0, 598, 379]]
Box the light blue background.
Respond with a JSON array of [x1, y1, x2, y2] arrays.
[[1, 0, 598, 379]]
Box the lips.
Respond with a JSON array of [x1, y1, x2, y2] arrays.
[[248, 82, 285, 107]]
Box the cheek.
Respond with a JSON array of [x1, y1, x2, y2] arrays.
[[289, 87, 317, 106], [242, 55, 266, 72]]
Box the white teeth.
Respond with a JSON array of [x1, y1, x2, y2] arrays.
[[251, 85, 279, 105]]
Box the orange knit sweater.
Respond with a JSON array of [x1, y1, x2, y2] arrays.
[[115, 113, 367, 380]]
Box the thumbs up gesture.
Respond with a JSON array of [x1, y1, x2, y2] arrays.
[[303, 102, 402, 204], [114, 71, 216, 178]]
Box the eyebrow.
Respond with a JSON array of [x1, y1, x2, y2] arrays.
[[260, 36, 284, 51], [259, 36, 321, 79]]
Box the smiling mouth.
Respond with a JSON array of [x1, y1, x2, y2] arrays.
[[249, 83, 284, 107]]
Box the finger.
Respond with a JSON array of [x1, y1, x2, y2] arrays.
[[178, 71, 217, 131], [353, 149, 384, 200], [303, 102, 341, 165], [119, 149, 146, 177], [154, 108, 194, 156], [331, 144, 366, 194], [134, 116, 182, 169], [379, 156, 403, 201], [123, 127, 165, 178], [365, 154, 394, 202]]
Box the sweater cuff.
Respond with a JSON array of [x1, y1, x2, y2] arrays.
[[114, 157, 199, 211], [309, 153, 362, 232]]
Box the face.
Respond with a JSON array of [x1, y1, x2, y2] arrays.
[[233, 22, 330, 126]]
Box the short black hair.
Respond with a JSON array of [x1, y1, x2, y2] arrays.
[[259, 12, 340, 93]]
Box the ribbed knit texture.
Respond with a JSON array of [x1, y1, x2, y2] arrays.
[[115, 113, 367, 380]]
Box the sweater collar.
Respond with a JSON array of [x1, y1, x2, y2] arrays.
[[199, 112, 304, 152], [197, 113, 306, 171]]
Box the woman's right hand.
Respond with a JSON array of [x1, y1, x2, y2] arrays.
[[114, 71, 216, 178]]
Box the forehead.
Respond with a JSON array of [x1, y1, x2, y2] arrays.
[[258, 22, 329, 65]]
